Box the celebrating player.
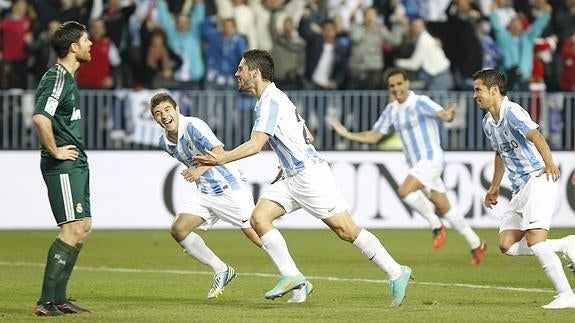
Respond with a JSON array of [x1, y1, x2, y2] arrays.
[[473, 68, 575, 309], [193, 50, 412, 306], [150, 92, 263, 300]]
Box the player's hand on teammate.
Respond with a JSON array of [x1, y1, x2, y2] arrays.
[[536, 164, 560, 182], [193, 150, 223, 166], [181, 167, 203, 183], [484, 186, 499, 209], [54, 145, 79, 161]]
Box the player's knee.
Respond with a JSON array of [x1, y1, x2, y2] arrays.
[[498, 239, 514, 254], [333, 227, 356, 242], [170, 221, 190, 241], [397, 187, 410, 199], [250, 211, 268, 228]]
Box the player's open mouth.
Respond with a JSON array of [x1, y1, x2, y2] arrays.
[[162, 118, 173, 126]]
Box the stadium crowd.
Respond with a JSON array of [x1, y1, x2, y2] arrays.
[[1, 0, 575, 92]]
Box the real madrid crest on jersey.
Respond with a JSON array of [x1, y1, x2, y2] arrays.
[[76, 203, 83, 214]]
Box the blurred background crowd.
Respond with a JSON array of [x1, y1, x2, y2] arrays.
[[2, 0, 575, 93]]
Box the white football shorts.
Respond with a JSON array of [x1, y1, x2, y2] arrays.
[[499, 174, 557, 232], [409, 160, 446, 194], [178, 188, 255, 230], [260, 162, 348, 219]]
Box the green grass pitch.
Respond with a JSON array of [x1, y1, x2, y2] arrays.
[[1, 228, 575, 322]]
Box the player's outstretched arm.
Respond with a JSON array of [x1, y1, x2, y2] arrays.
[[193, 131, 269, 166], [329, 120, 384, 144], [436, 103, 456, 122]]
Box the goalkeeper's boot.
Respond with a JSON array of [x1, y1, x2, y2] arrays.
[[432, 225, 447, 250], [207, 265, 236, 299], [265, 274, 306, 300], [57, 299, 91, 315], [389, 265, 412, 307], [287, 280, 314, 303], [562, 235, 575, 277], [33, 302, 65, 316], [471, 241, 487, 266]]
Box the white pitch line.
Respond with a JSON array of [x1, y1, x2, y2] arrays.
[[0, 261, 554, 294]]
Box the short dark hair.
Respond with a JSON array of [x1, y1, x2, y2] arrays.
[[51, 21, 87, 58], [242, 49, 274, 82], [149, 92, 177, 112], [472, 69, 507, 95], [383, 67, 408, 86]]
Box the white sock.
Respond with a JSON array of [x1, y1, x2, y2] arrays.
[[547, 237, 571, 254], [353, 229, 402, 280], [531, 241, 573, 295], [179, 232, 227, 273], [443, 209, 481, 250], [505, 238, 533, 256], [506, 237, 569, 256], [402, 191, 443, 229], [261, 229, 300, 277]]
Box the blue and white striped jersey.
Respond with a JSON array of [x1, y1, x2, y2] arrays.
[[252, 83, 324, 177], [159, 115, 248, 195], [373, 92, 445, 168], [482, 97, 544, 194]]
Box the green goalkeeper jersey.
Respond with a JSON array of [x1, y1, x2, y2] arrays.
[[34, 63, 88, 175]]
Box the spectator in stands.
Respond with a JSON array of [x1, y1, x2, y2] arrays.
[[245, 0, 271, 52], [216, 0, 258, 49], [476, 19, 501, 69], [298, 15, 350, 90], [380, 0, 408, 70], [30, 0, 92, 32], [142, 28, 182, 89], [269, 13, 305, 90], [99, 0, 136, 87], [489, 1, 551, 91], [201, 16, 246, 91], [560, 33, 575, 91], [156, 0, 205, 90], [99, 0, 136, 51], [0, 0, 33, 89], [29, 19, 60, 86], [348, 6, 403, 90], [326, 0, 370, 32], [443, 0, 483, 90], [76, 19, 121, 89], [396, 18, 454, 91]]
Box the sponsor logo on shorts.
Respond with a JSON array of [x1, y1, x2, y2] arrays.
[[76, 203, 83, 214]]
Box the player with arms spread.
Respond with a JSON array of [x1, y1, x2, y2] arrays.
[[31, 21, 93, 316], [473, 68, 575, 309], [194, 49, 412, 306], [331, 67, 486, 265], [150, 92, 263, 300]]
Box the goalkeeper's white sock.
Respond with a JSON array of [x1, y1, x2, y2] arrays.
[[353, 229, 402, 280], [179, 232, 227, 273], [443, 208, 482, 250], [261, 229, 301, 276], [402, 191, 443, 229]]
